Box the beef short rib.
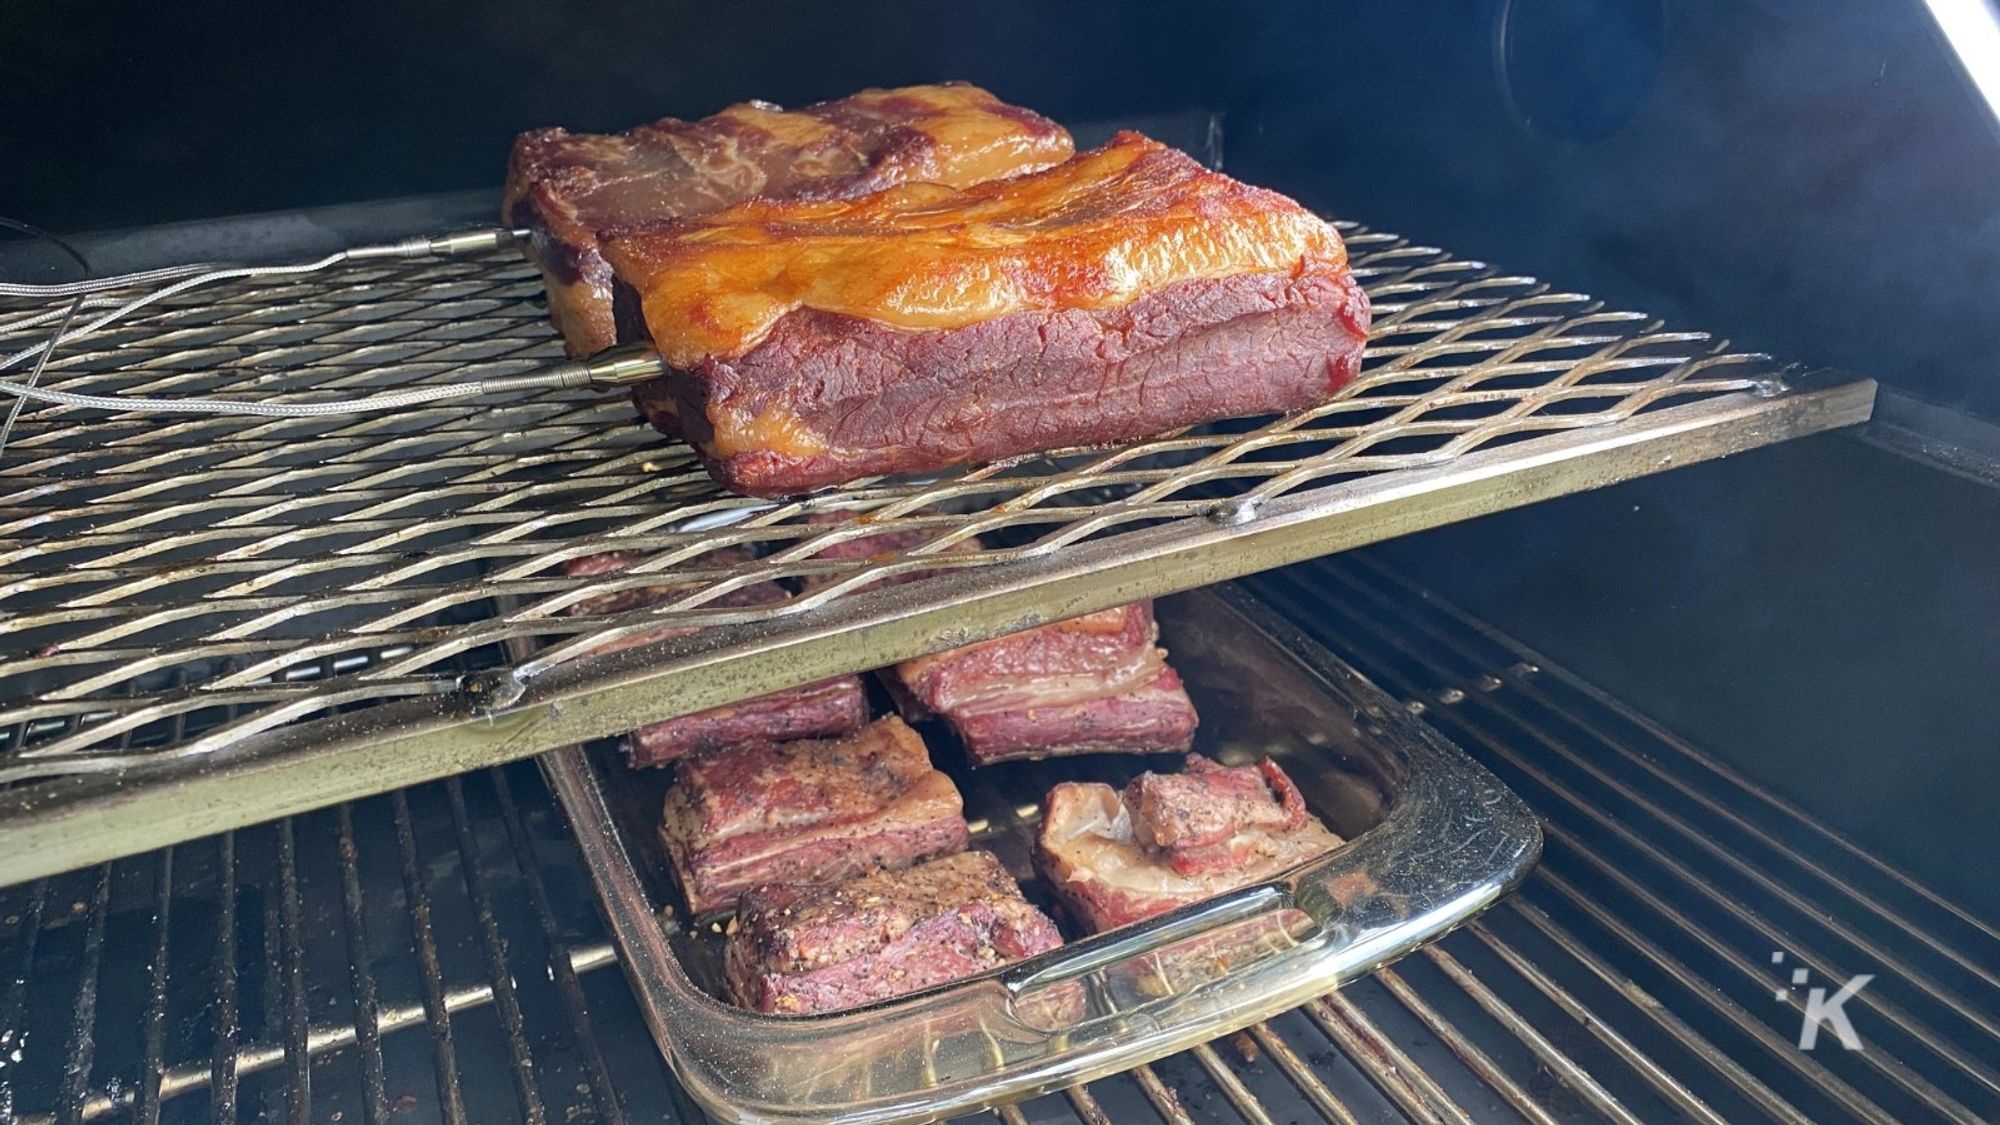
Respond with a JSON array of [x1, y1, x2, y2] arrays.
[[1036, 754, 1342, 932], [660, 717, 968, 917], [887, 601, 1198, 765], [604, 131, 1371, 496], [504, 83, 1071, 358], [724, 850, 1063, 1015], [562, 550, 865, 765], [632, 676, 867, 767]]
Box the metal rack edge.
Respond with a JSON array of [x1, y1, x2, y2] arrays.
[[0, 379, 1874, 886]]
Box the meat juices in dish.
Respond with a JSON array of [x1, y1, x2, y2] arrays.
[[561, 551, 866, 766], [504, 83, 1072, 358], [659, 717, 968, 917], [886, 601, 1198, 765], [725, 850, 1063, 1015], [1036, 755, 1342, 932], [604, 131, 1372, 496]]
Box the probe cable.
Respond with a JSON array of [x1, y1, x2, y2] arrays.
[[0, 227, 666, 420], [0, 218, 88, 457]]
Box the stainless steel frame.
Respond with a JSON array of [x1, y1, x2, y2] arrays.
[[0, 224, 1876, 884], [544, 583, 1543, 1124]]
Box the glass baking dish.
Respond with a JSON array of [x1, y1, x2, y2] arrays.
[[541, 581, 1542, 1123]]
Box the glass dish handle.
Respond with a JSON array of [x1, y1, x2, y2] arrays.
[[998, 730, 1541, 1035]]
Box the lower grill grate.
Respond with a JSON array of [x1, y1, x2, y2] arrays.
[[0, 554, 1992, 1124], [1251, 554, 2000, 1125]]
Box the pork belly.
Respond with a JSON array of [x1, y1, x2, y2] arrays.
[[562, 550, 865, 765], [602, 131, 1371, 496], [886, 601, 1198, 765], [1036, 755, 1342, 932], [660, 717, 968, 917], [724, 850, 1062, 1015], [504, 83, 1071, 358]]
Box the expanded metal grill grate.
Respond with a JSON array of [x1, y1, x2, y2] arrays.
[[0, 223, 1874, 880], [0, 559, 1990, 1124]]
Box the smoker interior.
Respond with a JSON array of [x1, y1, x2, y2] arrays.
[[4, 481, 1996, 1123], [8, 1, 2000, 1120]]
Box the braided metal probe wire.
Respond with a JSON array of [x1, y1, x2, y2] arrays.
[[0, 260, 216, 298], [0, 228, 669, 420], [0, 218, 89, 457]]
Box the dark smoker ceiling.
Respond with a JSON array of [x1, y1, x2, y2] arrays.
[[4, 0, 1998, 423]]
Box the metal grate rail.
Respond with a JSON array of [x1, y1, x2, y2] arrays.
[[0, 558, 1988, 1124], [0, 222, 1873, 881]]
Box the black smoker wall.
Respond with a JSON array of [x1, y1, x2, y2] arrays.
[[0, 0, 1227, 230], [1218, 0, 2000, 422]]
